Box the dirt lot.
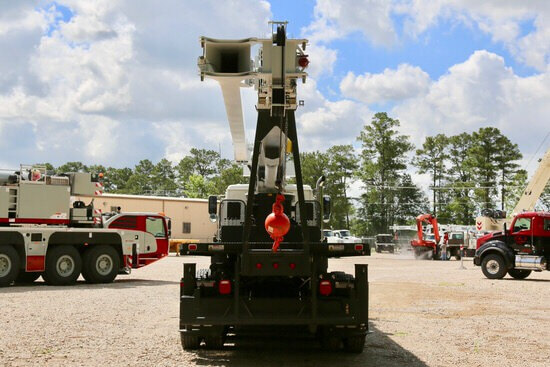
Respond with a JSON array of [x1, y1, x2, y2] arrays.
[[1, 252, 549, 367]]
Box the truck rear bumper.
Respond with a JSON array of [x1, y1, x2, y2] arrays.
[[180, 295, 367, 327]]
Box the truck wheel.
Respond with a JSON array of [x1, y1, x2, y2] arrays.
[[481, 254, 507, 279], [82, 245, 120, 284], [0, 245, 19, 287], [454, 253, 461, 261], [15, 270, 41, 284], [204, 336, 224, 349], [508, 269, 531, 279], [344, 335, 366, 353], [181, 333, 201, 350], [43, 245, 82, 285], [321, 335, 342, 351]]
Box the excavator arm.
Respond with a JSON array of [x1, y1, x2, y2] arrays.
[[412, 214, 440, 248]]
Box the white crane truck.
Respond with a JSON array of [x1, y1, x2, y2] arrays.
[[178, 22, 370, 352], [0, 165, 171, 286]]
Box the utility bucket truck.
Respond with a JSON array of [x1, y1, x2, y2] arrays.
[[178, 22, 370, 352], [0, 165, 171, 286]]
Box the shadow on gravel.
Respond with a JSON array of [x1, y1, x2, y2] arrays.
[[187, 323, 427, 367], [1, 278, 179, 293], [501, 278, 550, 282]]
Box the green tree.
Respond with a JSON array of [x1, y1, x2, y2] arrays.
[[299, 151, 330, 189], [504, 169, 528, 213], [57, 161, 88, 174], [413, 134, 448, 216], [104, 167, 133, 193], [125, 159, 155, 194], [151, 159, 178, 195], [445, 133, 476, 224], [356, 112, 414, 234], [212, 162, 247, 195], [327, 145, 358, 228], [393, 174, 430, 224], [494, 134, 522, 211], [467, 128, 501, 212], [468, 127, 522, 213], [184, 174, 215, 198]]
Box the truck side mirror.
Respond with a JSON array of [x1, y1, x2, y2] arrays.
[[208, 196, 217, 215], [208, 196, 218, 223], [323, 195, 331, 223]]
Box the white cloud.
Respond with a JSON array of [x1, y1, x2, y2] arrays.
[[303, 0, 397, 46], [0, 0, 272, 168], [305, 44, 338, 78], [392, 50, 550, 160], [340, 64, 431, 104], [305, 1, 550, 71], [297, 78, 372, 151]]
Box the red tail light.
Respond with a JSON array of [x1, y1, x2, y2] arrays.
[[188, 244, 197, 251], [256, 262, 263, 269], [319, 280, 332, 296], [298, 56, 309, 68], [218, 280, 231, 295], [354, 244, 364, 251], [272, 262, 279, 269], [289, 263, 296, 270]]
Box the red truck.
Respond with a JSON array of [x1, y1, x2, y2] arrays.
[[473, 211, 549, 279], [0, 165, 171, 286]]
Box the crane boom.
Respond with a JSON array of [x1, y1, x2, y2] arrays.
[[512, 148, 550, 215], [197, 26, 308, 190]]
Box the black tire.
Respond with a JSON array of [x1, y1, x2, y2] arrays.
[[344, 335, 366, 353], [321, 335, 342, 351], [455, 253, 461, 261], [0, 245, 20, 287], [481, 254, 507, 279], [43, 245, 82, 285], [181, 333, 200, 350], [508, 268, 531, 280], [82, 245, 120, 284], [204, 336, 224, 350], [15, 270, 41, 284]]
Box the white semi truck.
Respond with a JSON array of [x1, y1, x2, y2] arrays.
[[0, 165, 171, 286]]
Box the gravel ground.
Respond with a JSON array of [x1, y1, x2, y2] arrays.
[[1, 252, 549, 367]]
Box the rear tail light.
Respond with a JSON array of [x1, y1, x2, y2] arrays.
[[272, 262, 279, 269], [289, 263, 296, 270], [319, 280, 332, 296], [188, 244, 197, 251], [298, 56, 309, 68], [354, 244, 364, 251], [256, 262, 263, 269], [218, 280, 232, 295]]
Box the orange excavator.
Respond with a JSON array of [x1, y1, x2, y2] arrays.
[[411, 214, 441, 260]]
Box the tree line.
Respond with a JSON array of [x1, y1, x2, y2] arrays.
[[40, 112, 548, 236]]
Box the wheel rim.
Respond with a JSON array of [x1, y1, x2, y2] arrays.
[[56, 255, 75, 277], [486, 259, 500, 275], [95, 254, 113, 276], [0, 254, 12, 277]]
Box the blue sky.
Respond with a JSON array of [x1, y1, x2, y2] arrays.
[[272, 0, 539, 104]]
